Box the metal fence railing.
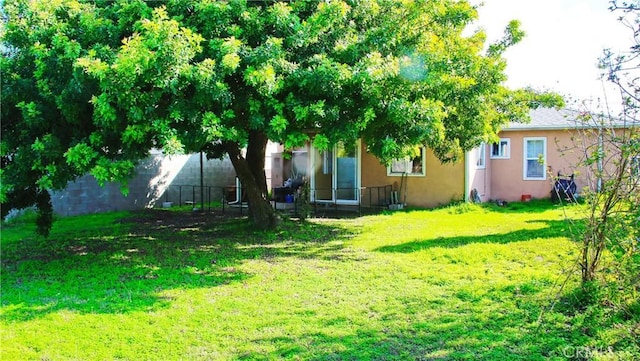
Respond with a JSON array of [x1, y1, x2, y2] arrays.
[[160, 183, 394, 217], [161, 184, 247, 214], [273, 184, 394, 216]]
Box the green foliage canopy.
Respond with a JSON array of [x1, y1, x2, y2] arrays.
[[1, 0, 562, 232]]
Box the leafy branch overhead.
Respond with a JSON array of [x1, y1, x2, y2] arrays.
[[1, 0, 562, 233]]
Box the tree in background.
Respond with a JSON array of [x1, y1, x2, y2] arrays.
[[1, 0, 561, 234], [587, 0, 639, 292], [557, 109, 639, 286], [552, 3, 639, 350]]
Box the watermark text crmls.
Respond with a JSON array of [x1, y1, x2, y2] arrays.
[[562, 346, 614, 358]]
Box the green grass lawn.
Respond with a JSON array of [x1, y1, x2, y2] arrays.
[[1, 201, 637, 360]]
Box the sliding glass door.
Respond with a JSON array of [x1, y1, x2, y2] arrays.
[[311, 141, 360, 204]]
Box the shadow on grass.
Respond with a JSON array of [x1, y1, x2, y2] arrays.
[[375, 199, 570, 219], [1, 210, 352, 322], [479, 199, 569, 214], [236, 295, 573, 360], [375, 219, 573, 253]]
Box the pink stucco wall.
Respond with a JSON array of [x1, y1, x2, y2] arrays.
[[467, 144, 492, 202], [487, 129, 587, 202]]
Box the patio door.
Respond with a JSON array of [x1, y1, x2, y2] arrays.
[[311, 141, 360, 204]]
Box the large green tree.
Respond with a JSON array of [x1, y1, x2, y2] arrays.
[[1, 0, 561, 233]]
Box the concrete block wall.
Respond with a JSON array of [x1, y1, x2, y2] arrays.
[[159, 153, 239, 207], [51, 151, 237, 216]]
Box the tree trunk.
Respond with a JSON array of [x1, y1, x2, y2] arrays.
[[246, 130, 269, 198], [225, 136, 280, 230]]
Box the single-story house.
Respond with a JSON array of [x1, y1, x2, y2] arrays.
[[45, 108, 636, 217], [270, 138, 464, 209], [469, 107, 639, 203], [270, 107, 639, 208]]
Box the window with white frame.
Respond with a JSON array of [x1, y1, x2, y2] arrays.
[[388, 147, 426, 176], [476, 143, 486, 169], [491, 138, 510, 159], [524, 137, 547, 180]]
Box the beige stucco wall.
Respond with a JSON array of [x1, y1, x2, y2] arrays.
[[271, 141, 465, 208], [360, 143, 465, 208]]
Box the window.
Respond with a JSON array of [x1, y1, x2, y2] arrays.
[[491, 138, 510, 159], [632, 156, 640, 177], [476, 143, 486, 169], [388, 147, 426, 176], [524, 137, 547, 180]]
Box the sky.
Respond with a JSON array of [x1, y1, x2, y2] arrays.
[[471, 0, 633, 106]]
